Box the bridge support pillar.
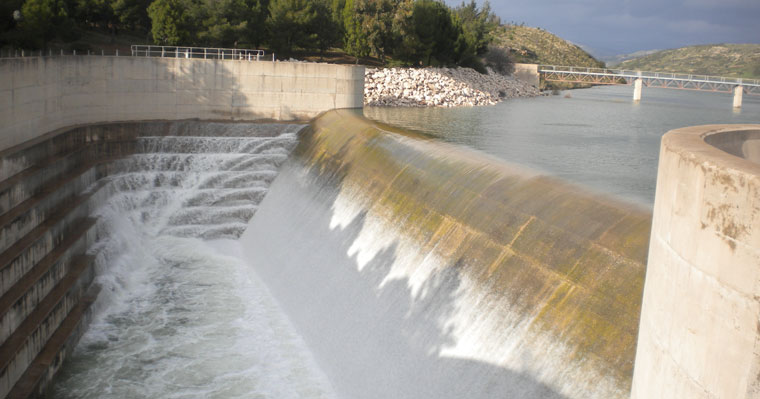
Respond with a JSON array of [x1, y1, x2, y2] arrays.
[[733, 86, 743, 108], [633, 78, 643, 102]]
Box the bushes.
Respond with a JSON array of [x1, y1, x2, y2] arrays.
[[483, 45, 514, 75]]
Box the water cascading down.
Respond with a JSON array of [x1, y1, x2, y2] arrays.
[[52, 122, 336, 398]]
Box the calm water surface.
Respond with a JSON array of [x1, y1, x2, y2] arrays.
[[364, 85, 760, 207]]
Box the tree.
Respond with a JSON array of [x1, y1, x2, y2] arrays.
[[111, 0, 152, 31], [392, 0, 462, 67], [197, 0, 246, 46], [390, 0, 416, 63], [0, 0, 26, 46], [73, 0, 115, 30], [483, 44, 513, 75], [244, 0, 269, 48], [310, 0, 339, 55], [363, 0, 394, 63], [147, 0, 192, 45], [267, 0, 317, 53], [330, 0, 344, 31], [342, 0, 369, 60], [454, 0, 497, 56], [18, 0, 75, 48]]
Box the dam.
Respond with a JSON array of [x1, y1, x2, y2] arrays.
[[0, 54, 758, 399]]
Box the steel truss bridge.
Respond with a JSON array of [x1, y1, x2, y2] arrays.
[[539, 65, 760, 98]]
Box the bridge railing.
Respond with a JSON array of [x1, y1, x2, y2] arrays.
[[538, 65, 760, 87], [130, 45, 266, 61]]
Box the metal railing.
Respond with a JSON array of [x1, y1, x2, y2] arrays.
[[0, 48, 124, 58], [131, 45, 266, 61], [538, 65, 760, 87]]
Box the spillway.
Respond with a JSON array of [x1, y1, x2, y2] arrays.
[[240, 110, 651, 399], [48, 122, 338, 398], [1, 112, 651, 398]]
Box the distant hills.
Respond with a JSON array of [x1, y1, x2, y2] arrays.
[[492, 25, 604, 68], [602, 49, 662, 67], [616, 44, 760, 79]]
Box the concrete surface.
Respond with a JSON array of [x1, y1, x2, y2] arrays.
[[0, 56, 364, 152], [513, 63, 540, 88], [633, 78, 642, 102], [631, 124, 760, 399], [734, 86, 743, 108]]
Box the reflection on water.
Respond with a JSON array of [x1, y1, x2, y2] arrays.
[[365, 85, 760, 207]]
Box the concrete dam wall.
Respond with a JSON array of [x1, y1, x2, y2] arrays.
[[0, 56, 364, 152], [240, 110, 651, 398]]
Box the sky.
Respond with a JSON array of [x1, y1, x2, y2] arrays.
[[445, 0, 760, 57]]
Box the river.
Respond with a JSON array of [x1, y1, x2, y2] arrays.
[[364, 85, 760, 207]]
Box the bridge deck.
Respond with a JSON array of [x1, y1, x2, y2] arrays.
[[539, 65, 760, 95]]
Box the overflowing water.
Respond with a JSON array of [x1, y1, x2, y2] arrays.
[[52, 123, 335, 398]]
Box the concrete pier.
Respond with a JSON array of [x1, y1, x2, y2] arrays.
[[633, 78, 642, 102], [734, 86, 744, 108], [631, 124, 760, 399]]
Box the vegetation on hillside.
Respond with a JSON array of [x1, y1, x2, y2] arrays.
[[490, 24, 603, 89], [0, 0, 518, 72], [617, 44, 760, 79], [492, 24, 604, 68]]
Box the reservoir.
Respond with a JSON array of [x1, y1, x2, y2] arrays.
[[365, 85, 760, 206], [51, 85, 757, 398]]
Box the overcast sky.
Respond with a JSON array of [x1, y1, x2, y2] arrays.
[[445, 0, 760, 56]]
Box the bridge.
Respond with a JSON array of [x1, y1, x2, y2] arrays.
[[538, 65, 760, 108]]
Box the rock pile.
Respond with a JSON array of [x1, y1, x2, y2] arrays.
[[364, 67, 539, 107]]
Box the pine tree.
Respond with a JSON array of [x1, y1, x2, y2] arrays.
[[267, 0, 316, 53], [147, 0, 191, 45], [342, 0, 367, 60]]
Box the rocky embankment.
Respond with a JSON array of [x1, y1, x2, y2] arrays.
[[364, 67, 539, 107]]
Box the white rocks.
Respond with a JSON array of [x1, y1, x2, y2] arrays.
[[364, 67, 539, 107]]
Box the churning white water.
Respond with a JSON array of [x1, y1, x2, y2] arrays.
[[52, 123, 335, 398]]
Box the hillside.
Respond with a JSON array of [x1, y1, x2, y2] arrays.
[[492, 25, 605, 68], [617, 44, 760, 79]]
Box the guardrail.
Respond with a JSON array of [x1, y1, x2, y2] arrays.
[[130, 45, 266, 61], [538, 65, 760, 87]]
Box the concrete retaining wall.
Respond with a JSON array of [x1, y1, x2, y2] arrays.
[[0, 56, 364, 152], [631, 124, 760, 399], [513, 63, 539, 88]]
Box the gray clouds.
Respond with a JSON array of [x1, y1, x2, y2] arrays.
[[446, 0, 760, 56]]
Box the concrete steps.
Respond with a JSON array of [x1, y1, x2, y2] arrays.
[[0, 124, 142, 398], [0, 149, 89, 217], [5, 284, 99, 399], [0, 254, 96, 398], [0, 164, 101, 255], [0, 218, 96, 344], [0, 195, 93, 298]]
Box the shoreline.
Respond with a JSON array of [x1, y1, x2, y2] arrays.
[[364, 67, 540, 107]]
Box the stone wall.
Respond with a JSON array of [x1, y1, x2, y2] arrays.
[[632, 124, 760, 399], [0, 56, 364, 152]]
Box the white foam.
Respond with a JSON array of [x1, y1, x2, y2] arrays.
[[53, 126, 333, 398]]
